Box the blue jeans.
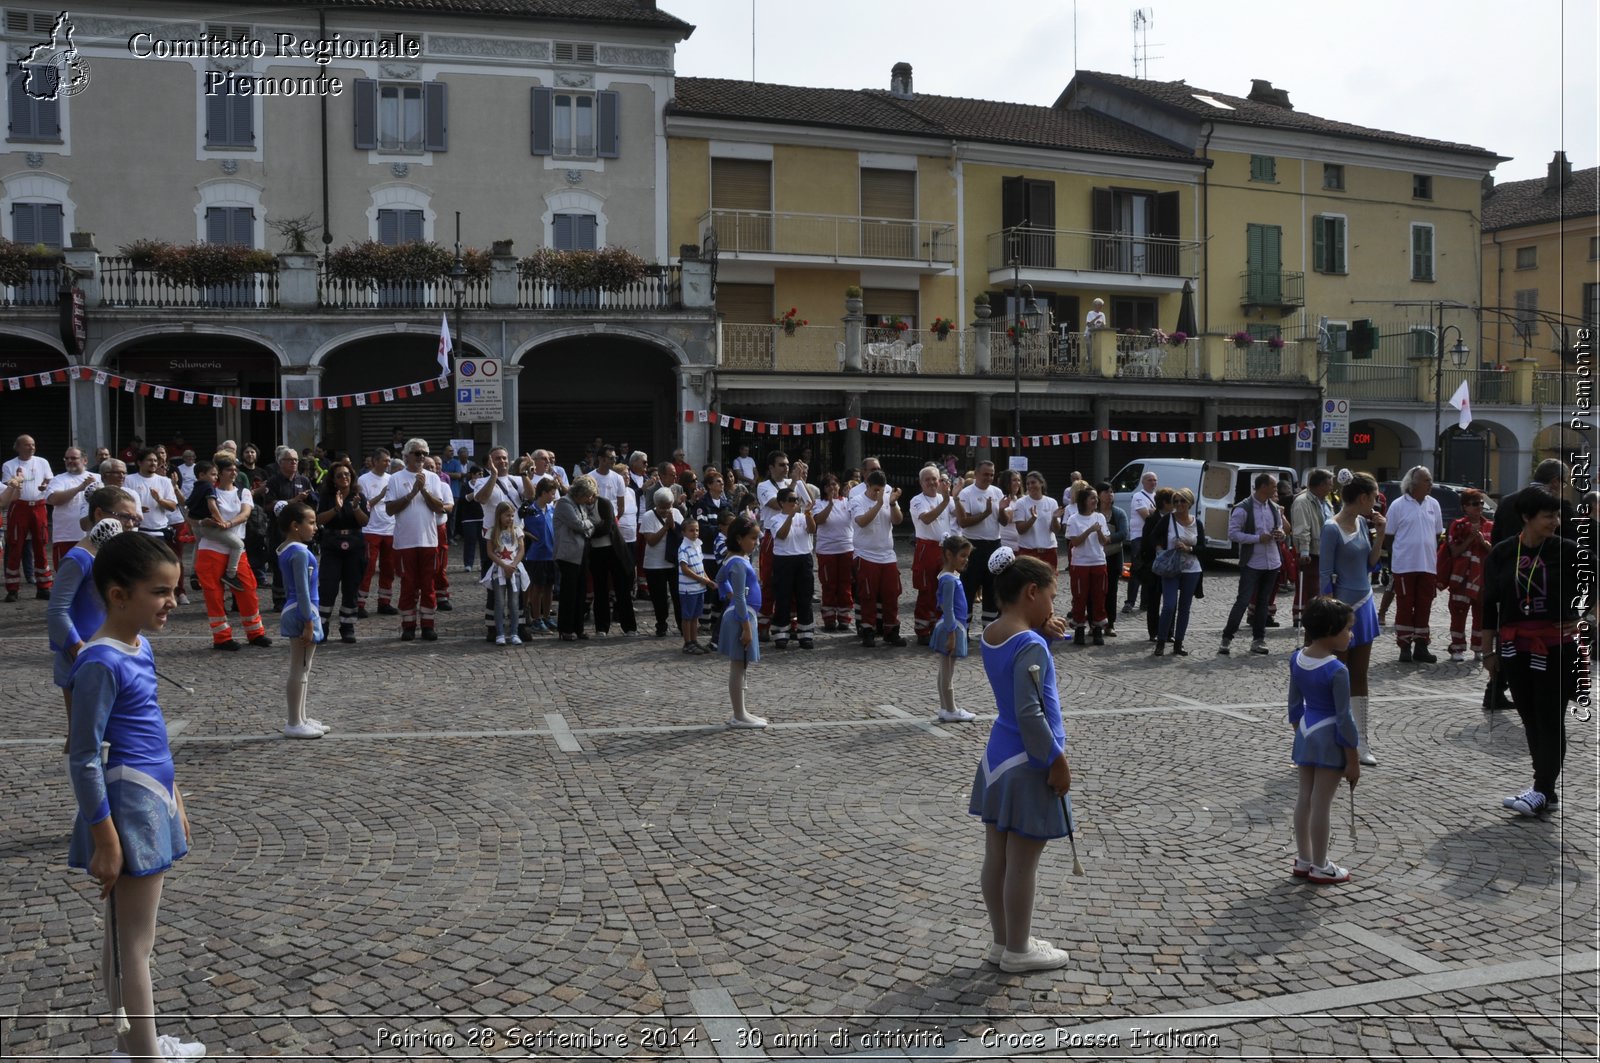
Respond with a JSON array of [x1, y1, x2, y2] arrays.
[[1223, 565, 1278, 643], [1157, 570, 1201, 645]]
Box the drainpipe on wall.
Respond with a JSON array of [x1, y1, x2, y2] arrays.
[[1200, 121, 1214, 336], [319, 8, 332, 248]]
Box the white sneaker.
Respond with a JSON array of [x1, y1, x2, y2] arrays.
[[177, 593, 191, 606], [157, 1033, 208, 1059], [727, 715, 768, 729], [987, 936, 1052, 965], [998, 940, 1071, 973], [494, 635, 506, 645], [510, 636, 523, 646], [1449, 650, 1466, 662], [304, 717, 330, 734], [938, 708, 977, 722], [283, 722, 323, 739]]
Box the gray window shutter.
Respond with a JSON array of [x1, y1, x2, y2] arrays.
[[11, 201, 38, 244], [531, 86, 553, 155], [205, 84, 228, 146], [8, 64, 33, 140], [33, 66, 57, 137], [596, 89, 619, 158], [552, 213, 574, 250], [231, 89, 253, 145], [233, 207, 255, 246], [423, 81, 447, 152], [577, 214, 598, 250], [205, 206, 229, 244], [353, 78, 377, 149], [402, 209, 424, 243], [37, 203, 62, 248], [377, 208, 400, 246]]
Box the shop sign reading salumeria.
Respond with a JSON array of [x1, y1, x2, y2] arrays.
[[126, 26, 422, 96]]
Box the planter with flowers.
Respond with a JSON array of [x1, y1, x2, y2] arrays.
[[1005, 321, 1034, 342], [1166, 330, 1189, 346], [1266, 335, 1285, 350], [882, 315, 910, 339], [1230, 330, 1254, 349], [774, 307, 807, 336], [930, 316, 955, 340]]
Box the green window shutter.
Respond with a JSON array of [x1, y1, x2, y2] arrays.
[[1312, 217, 1326, 272], [1332, 218, 1345, 274], [1250, 155, 1275, 182], [1412, 226, 1433, 280]]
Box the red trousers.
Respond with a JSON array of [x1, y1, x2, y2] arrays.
[[434, 535, 451, 602], [1017, 546, 1058, 569], [1448, 593, 1484, 654], [817, 550, 854, 626], [855, 558, 901, 633], [757, 534, 776, 636], [5, 500, 51, 591], [395, 546, 438, 630], [1393, 571, 1436, 646], [911, 538, 943, 641], [360, 533, 395, 607], [196, 549, 264, 645], [52, 540, 75, 573], [1069, 565, 1108, 628]]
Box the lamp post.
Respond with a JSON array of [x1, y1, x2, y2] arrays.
[[1008, 253, 1041, 459], [1431, 322, 1470, 479]]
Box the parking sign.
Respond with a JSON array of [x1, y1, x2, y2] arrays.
[[1320, 397, 1350, 449]]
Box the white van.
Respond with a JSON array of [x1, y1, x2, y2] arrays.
[[1110, 458, 1299, 557]]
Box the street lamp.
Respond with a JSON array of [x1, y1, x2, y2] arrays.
[[450, 209, 467, 359], [1008, 254, 1042, 457], [1431, 323, 1470, 478]]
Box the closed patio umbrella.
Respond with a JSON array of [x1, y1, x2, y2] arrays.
[[1175, 279, 1198, 337]]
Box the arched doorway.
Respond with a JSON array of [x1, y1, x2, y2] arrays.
[[319, 335, 470, 459], [105, 335, 281, 457], [0, 335, 69, 460], [516, 337, 678, 471]]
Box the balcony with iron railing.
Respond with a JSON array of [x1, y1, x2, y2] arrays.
[[1534, 371, 1579, 407], [986, 227, 1200, 292], [317, 272, 490, 311], [1238, 269, 1306, 309], [516, 265, 681, 311], [699, 210, 956, 269]]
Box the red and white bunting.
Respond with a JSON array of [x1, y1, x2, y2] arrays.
[[683, 410, 1314, 447]]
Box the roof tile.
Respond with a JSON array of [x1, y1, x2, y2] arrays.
[[1068, 71, 1501, 159], [1482, 166, 1600, 231], [214, 0, 693, 32], [670, 77, 1197, 162]]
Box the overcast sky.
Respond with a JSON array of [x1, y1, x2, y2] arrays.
[[666, 0, 1597, 184]]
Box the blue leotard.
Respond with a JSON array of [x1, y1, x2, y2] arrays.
[[929, 571, 969, 657], [48, 545, 102, 688], [1287, 648, 1359, 769], [277, 541, 323, 641], [968, 629, 1069, 839], [67, 637, 187, 877]]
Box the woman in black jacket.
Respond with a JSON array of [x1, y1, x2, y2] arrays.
[[590, 494, 638, 636]]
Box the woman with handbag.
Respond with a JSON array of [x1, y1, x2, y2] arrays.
[[1138, 488, 1175, 641], [315, 462, 369, 643], [1154, 488, 1202, 656]]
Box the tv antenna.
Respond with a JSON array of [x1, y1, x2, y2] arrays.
[[1131, 8, 1160, 79]]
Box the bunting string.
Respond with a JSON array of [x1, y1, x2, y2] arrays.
[[686, 409, 1312, 449], [0, 366, 452, 412]]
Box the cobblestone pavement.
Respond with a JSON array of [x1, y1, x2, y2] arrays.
[[1, 555, 1595, 1060]]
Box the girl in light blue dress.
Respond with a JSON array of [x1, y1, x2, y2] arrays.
[[968, 547, 1074, 974], [1289, 596, 1361, 885], [930, 534, 973, 722], [715, 516, 765, 728]]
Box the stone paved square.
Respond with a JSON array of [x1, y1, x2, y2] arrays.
[[2, 560, 1595, 1060]]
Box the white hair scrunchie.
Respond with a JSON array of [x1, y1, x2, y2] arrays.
[[87, 517, 125, 547], [273, 500, 289, 517], [987, 545, 1016, 575], [1336, 468, 1353, 485]]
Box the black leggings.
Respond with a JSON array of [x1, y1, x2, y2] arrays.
[[590, 545, 637, 633], [962, 539, 1000, 623], [318, 539, 365, 629]]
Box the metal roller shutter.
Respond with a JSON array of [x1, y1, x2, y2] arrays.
[[711, 158, 771, 252], [717, 283, 774, 324]]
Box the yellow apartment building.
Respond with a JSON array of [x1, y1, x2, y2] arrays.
[[1481, 153, 1597, 468]]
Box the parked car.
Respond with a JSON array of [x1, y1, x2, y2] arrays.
[[1111, 458, 1298, 557], [1376, 481, 1496, 526]]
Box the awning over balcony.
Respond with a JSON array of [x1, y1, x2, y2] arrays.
[[700, 209, 956, 274]]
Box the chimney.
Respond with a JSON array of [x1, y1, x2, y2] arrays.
[[1547, 150, 1572, 191], [890, 61, 913, 99], [1246, 78, 1293, 110], [637, 0, 656, 8], [1481, 173, 1495, 197]]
